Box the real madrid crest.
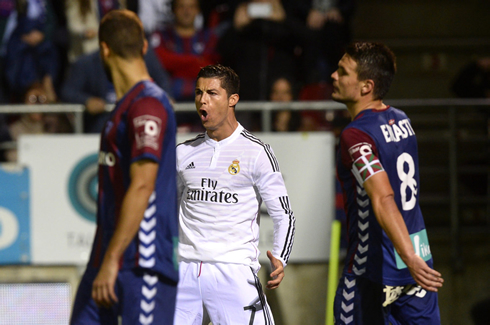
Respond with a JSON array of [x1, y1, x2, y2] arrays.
[[228, 159, 240, 175]]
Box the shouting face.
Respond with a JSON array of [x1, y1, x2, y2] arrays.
[[195, 77, 238, 139]]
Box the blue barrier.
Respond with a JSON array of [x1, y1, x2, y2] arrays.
[[0, 165, 30, 264]]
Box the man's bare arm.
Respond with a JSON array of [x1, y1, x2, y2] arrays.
[[92, 160, 158, 307], [364, 171, 444, 292]]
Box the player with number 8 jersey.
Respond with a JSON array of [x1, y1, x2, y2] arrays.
[[332, 42, 443, 324], [337, 107, 429, 285]]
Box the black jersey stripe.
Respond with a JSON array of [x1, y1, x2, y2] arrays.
[[279, 196, 295, 263], [264, 143, 280, 172], [241, 130, 279, 172], [240, 130, 280, 172], [281, 196, 295, 263], [250, 268, 273, 325], [247, 132, 280, 172], [240, 130, 280, 171], [176, 133, 205, 147], [285, 224, 295, 264]]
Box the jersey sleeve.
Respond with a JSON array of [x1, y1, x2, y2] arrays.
[[253, 145, 295, 267], [340, 127, 384, 185], [127, 97, 168, 163]]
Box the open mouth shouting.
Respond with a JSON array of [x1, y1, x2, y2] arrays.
[[199, 108, 209, 122]]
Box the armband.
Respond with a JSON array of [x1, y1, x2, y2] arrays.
[[351, 153, 384, 185]]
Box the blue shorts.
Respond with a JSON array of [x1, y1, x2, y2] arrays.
[[70, 267, 177, 325], [334, 273, 440, 325]]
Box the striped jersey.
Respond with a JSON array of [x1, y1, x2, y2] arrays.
[[88, 80, 179, 283], [337, 106, 433, 286], [177, 124, 295, 271]]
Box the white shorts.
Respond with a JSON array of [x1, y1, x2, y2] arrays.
[[174, 261, 275, 325]]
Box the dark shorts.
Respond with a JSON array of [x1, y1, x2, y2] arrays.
[[70, 267, 177, 325], [334, 273, 440, 325]]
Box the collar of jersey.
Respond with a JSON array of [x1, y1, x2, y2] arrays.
[[204, 123, 244, 147], [353, 105, 392, 121], [113, 79, 150, 108]]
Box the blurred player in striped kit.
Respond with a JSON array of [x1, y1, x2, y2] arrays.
[[70, 10, 179, 325], [333, 42, 444, 324], [174, 64, 295, 324]]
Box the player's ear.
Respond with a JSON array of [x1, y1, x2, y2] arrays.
[[228, 93, 239, 107], [100, 41, 110, 59], [361, 79, 374, 96], [142, 39, 148, 56]]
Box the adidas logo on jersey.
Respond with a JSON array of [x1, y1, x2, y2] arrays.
[[185, 162, 195, 170]]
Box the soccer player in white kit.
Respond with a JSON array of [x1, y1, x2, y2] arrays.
[[174, 64, 296, 325]]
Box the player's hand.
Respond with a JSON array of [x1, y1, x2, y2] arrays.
[[266, 250, 284, 289], [406, 254, 444, 292], [92, 258, 119, 308]]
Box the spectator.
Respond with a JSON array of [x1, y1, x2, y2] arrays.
[[451, 57, 490, 197], [218, 0, 308, 101], [60, 48, 172, 133], [127, 0, 174, 35], [64, 0, 122, 63], [269, 75, 334, 132], [150, 0, 220, 102], [65, 0, 98, 63], [301, 0, 356, 84], [3, 0, 60, 102], [9, 84, 47, 141], [270, 76, 295, 102], [6, 82, 72, 162], [451, 57, 490, 98], [199, 0, 240, 32], [269, 76, 302, 132]]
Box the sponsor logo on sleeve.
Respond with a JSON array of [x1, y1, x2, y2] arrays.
[[98, 151, 115, 166], [348, 142, 373, 160], [133, 115, 162, 150], [394, 229, 431, 269]]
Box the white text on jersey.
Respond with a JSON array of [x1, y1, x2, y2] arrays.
[[380, 119, 415, 143], [99, 151, 115, 166], [187, 178, 238, 203]]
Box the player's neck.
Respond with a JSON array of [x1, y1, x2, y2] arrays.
[[347, 99, 386, 120], [110, 57, 151, 100], [206, 118, 239, 142]]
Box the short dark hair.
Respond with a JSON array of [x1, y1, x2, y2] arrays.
[[197, 64, 240, 97], [345, 42, 396, 100], [99, 10, 145, 59]]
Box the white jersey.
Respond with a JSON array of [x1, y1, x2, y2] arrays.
[[177, 124, 295, 270]]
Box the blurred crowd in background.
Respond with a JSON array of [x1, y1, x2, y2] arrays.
[[1, 0, 490, 164], [0, 0, 357, 161]]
